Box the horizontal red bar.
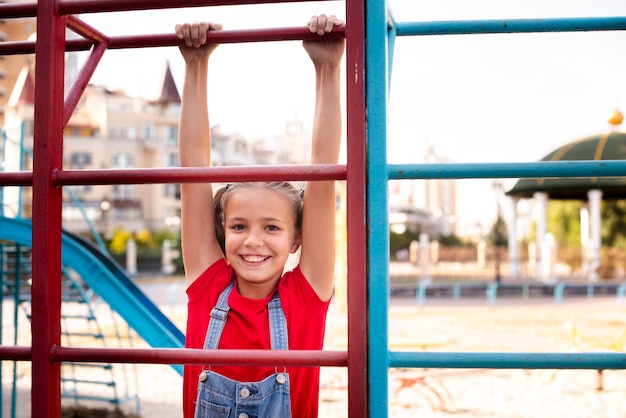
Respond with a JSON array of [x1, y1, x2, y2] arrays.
[[52, 346, 348, 367], [0, 2, 37, 18], [58, 0, 316, 15], [0, 172, 34, 187], [0, 0, 320, 18], [0, 346, 32, 361], [54, 164, 347, 186], [0, 26, 345, 55]]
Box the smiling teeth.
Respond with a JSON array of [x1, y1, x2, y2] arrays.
[[243, 256, 267, 263]]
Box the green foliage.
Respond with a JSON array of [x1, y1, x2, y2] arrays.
[[389, 229, 421, 258], [601, 200, 626, 248], [487, 214, 508, 247], [438, 233, 471, 247], [546, 200, 581, 246]]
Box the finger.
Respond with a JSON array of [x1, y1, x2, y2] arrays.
[[316, 14, 328, 35], [308, 15, 319, 34], [332, 16, 345, 27], [180, 22, 194, 47], [197, 22, 209, 46], [324, 15, 338, 33]]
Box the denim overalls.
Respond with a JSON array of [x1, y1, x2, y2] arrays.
[[194, 281, 292, 418]]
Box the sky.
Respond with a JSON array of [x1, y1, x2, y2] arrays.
[[79, 0, 626, 231]]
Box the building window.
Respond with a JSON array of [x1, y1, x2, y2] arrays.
[[69, 152, 92, 169], [164, 153, 178, 167], [164, 125, 178, 147], [142, 122, 157, 140], [164, 184, 180, 199], [112, 153, 133, 168]]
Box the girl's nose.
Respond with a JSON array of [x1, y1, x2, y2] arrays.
[[244, 229, 263, 246]]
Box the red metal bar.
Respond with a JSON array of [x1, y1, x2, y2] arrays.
[[0, 172, 33, 186], [54, 164, 347, 186], [0, 26, 346, 55], [0, 0, 319, 18], [52, 346, 348, 367], [31, 0, 66, 416], [63, 15, 111, 125], [345, 0, 368, 416], [63, 41, 108, 125], [65, 14, 109, 44], [58, 0, 318, 15], [0, 346, 32, 361], [0, 1, 37, 18]]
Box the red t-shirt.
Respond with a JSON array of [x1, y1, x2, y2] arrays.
[[184, 259, 330, 418]]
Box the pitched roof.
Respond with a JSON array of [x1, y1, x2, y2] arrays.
[[157, 62, 180, 104]]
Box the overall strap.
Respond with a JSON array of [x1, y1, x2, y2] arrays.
[[202, 281, 289, 350], [268, 292, 289, 350], [202, 281, 234, 350]]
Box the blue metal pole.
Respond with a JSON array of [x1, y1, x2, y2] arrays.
[[395, 16, 626, 37], [390, 351, 626, 370], [367, 0, 392, 415]]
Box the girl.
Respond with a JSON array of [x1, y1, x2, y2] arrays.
[[176, 14, 345, 418]]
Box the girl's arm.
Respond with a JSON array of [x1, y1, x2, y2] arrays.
[[176, 22, 225, 287], [299, 14, 345, 301]]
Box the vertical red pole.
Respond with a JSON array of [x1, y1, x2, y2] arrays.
[[345, 0, 368, 416], [31, 0, 65, 416]]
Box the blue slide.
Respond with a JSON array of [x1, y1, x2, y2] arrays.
[[0, 216, 184, 374]]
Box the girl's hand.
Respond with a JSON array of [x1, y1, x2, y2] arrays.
[[175, 21, 223, 63], [303, 14, 345, 67]]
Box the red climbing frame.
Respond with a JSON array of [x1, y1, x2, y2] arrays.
[[0, 1, 368, 417]]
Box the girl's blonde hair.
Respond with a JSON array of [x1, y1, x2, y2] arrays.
[[213, 182, 304, 253]]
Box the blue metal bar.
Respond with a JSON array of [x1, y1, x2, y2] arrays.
[[367, 0, 392, 416], [389, 352, 626, 370], [389, 160, 626, 180], [396, 16, 626, 37]]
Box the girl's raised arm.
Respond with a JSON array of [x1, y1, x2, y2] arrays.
[[176, 22, 224, 286], [299, 14, 345, 301]]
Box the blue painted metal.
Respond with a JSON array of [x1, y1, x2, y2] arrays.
[[367, 0, 392, 415], [396, 16, 626, 36], [389, 352, 626, 370], [389, 160, 626, 180], [0, 217, 184, 375]]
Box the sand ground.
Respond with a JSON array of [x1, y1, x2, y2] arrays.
[[3, 279, 626, 417]]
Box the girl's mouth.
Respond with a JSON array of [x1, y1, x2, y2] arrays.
[[241, 255, 269, 263]]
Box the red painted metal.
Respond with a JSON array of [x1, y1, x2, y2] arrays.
[[0, 172, 33, 186], [55, 164, 347, 185], [345, 0, 369, 416], [0, 346, 32, 361], [52, 347, 348, 367], [62, 15, 111, 124], [31, 0, 66, 416], [58, 0, 324, 15], [3, 2, 362, 417], [0, 1, 37, 18], [0, 26, 346, 54]]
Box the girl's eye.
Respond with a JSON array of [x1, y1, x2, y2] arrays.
[[266, 225, 279, 231], [231, 224, 245, 231]]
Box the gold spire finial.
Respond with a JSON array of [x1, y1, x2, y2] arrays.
[[608, 107, 623, 126]]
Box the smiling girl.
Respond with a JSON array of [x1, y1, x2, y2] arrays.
[[176, 14, 344, 418]]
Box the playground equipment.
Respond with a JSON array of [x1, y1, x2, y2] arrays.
[[1, 121, 184, 415], [1, 1, 626, 418]]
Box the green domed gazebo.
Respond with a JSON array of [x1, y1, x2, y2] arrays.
[[507, 131, 626, 200], [506, 108, 624, 281]]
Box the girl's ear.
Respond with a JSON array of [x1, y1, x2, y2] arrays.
[[290, 235, 302, 254]]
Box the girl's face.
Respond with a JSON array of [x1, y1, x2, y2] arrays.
[[223, 187, 300, 298]]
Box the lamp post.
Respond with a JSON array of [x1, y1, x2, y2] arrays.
[[491, 181, 504, 283], [100, 197, 111, 240]]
